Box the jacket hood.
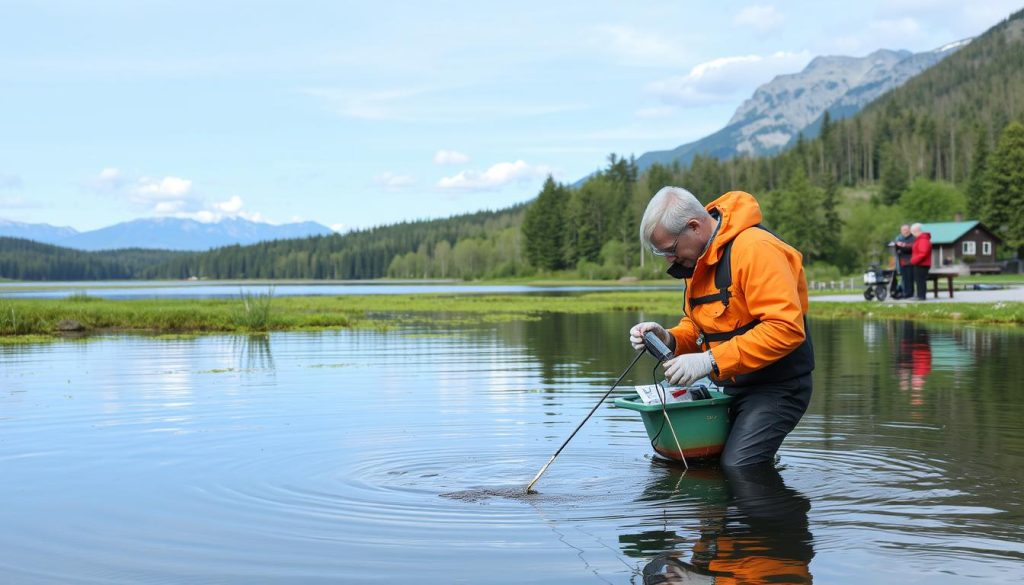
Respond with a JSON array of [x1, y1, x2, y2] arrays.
[[701, 191, 763, 265], [917, 232, 931, 240]]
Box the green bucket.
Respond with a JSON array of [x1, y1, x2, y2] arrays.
[[613, 390, 733, 462]]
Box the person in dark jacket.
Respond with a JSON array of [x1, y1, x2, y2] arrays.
[[894, 224, 915, 299], [910, 223, 932, 301]]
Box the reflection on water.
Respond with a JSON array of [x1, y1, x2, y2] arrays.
[[232, 334, 275, 371], [896, 322, 932, 409], [0, 317, 1022, 584], [631, 464, 813, 585]]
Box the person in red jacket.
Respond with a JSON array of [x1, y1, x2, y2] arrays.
[[910, 223, 932, 300]]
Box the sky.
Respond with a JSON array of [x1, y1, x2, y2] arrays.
[[1, 1, 1020, 232]]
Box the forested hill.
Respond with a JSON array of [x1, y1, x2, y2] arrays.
[[0, 237, 188, 281], [0, 206, 526, 281], [142, 206, 526, 280]]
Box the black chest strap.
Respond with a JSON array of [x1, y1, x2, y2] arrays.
[[689, 224, 774, 312]]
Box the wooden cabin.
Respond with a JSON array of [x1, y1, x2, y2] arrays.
[[919, 221, 1002, 274]]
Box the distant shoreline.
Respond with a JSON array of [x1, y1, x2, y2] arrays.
[[4, 274, 1019, 293], [1, 290, 1021, 343]]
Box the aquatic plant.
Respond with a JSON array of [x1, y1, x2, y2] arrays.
[[0, 301, 46, 335], [66, 291, 102, 303], [235, 287, 275, 331], [0, 301, 18, 335]]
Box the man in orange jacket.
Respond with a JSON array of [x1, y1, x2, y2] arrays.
[[629, 186, 814, 467]]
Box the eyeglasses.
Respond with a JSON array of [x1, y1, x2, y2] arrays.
[[650, 232, 681, 257]]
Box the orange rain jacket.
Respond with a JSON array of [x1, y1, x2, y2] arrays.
[[667, 191, 810, 384]]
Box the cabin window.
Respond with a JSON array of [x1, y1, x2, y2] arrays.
[[982, 241, 992, 255], [962, 241, 976, 255]]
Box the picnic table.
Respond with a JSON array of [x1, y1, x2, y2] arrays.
[[926, 271, 957, 299]]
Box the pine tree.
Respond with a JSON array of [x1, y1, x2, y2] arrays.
[[764, 166, 826, 262], [966, 128, 990, 218], [521, 176, 568, 271], [984, 121, 1024, 255], [819, 173, 842, 263], [879, 142, 908, 205]]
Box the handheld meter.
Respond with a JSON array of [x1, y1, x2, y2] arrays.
[[642, 331, 673, 362]]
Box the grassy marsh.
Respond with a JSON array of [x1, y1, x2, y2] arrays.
[[0, 290, 1021, 343]]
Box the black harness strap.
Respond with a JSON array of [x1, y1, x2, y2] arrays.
[[701, 320, 758, 344], [689, 224, 772, 312], [689, 224, 772, 351], [688, 237, 735, 310]]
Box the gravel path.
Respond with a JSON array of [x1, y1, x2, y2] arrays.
[[812, 285, 1024, 303]]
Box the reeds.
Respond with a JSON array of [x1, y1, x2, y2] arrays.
[[234, 287, 275, 331]]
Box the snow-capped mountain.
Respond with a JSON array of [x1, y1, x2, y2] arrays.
[[635, 40, 971, 172], [0, 218, 79, 244], [0, 216, 334, 251]]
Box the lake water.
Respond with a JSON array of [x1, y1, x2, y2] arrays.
[[1, 315, 1021, 584]]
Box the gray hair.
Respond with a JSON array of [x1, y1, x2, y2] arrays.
[[910, 222, 923, 233], [639, 186, 711, 246]]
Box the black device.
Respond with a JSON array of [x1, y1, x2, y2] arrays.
[[642, 331, 673, 362], [688, 385, 712, 400]]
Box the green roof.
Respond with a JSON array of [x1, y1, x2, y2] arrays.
[[919, 221, 980, 244]]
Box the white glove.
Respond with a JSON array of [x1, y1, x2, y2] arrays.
[[629, 322, 670, 351], [663, 352, 714, 386]]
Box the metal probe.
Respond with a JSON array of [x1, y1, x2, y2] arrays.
[[525, 348, 646, 494]]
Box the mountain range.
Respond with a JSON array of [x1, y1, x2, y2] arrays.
[[633, 40, 971, 173], [0, 217, 334, 251]]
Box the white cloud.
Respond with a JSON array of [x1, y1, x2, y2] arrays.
[[433, 150, 470, 165], [437, 160, 552, 190], [89, 167, 126, 192], [330, 223, 348, 233], [647, 51, 811, 107], [0, 173, 22, 190], [135, 176, 194, 199], [374, 172, 416, 190], [215, 195, 244, 214], [591, 25, 690, 67], [190, 205, 265, 224], [153, 200, 188, 214], [734, 5, 784, 33], [86, 168, 269, 223]]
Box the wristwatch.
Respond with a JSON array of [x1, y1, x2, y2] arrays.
[[706, 350, 719, 376]]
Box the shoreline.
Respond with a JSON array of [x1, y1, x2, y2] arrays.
[[2, 273, 1022, 292], [1, 291, 1021, 343]]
